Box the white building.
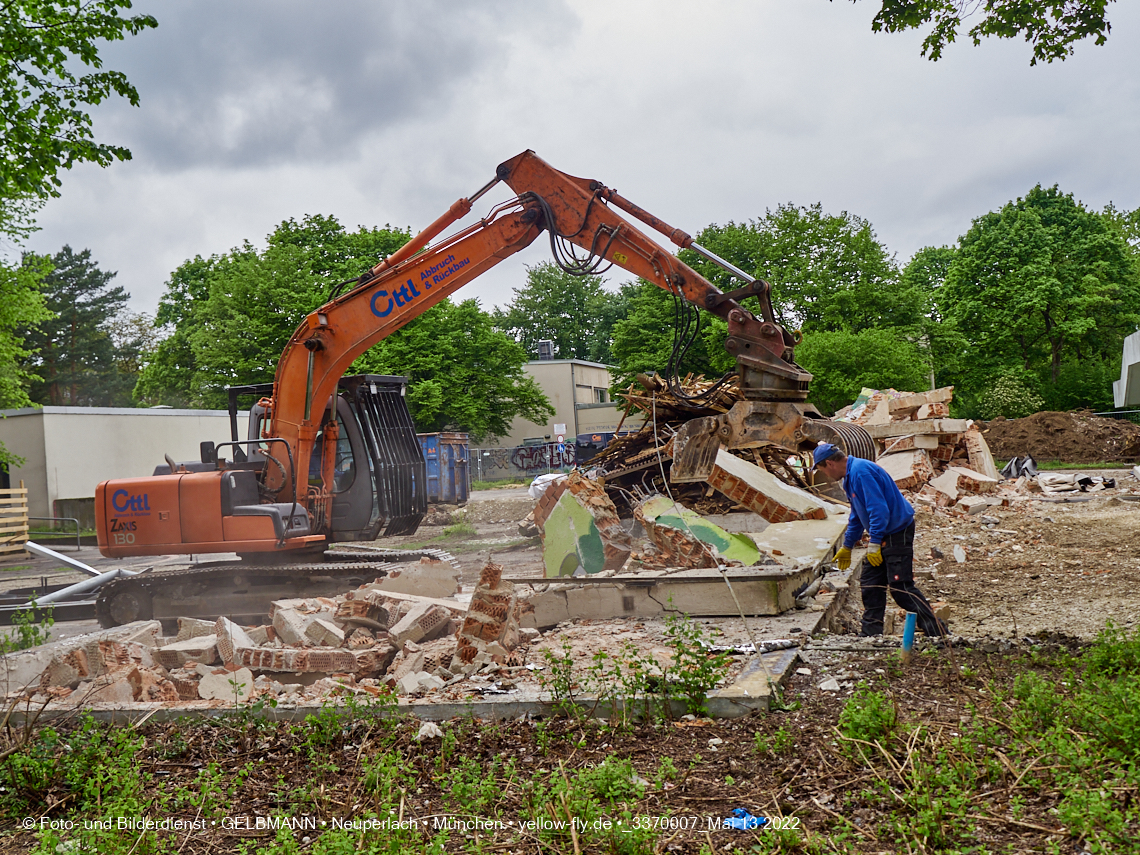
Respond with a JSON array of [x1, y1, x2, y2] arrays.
[[491, 358, 640, 447], [0, 406, 246, 524]]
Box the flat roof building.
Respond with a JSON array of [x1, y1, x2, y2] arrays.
[[0, 406, 247, 522]]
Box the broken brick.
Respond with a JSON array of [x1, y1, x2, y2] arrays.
[[707, 449, 830, 523], [877, 449, 935, 491]]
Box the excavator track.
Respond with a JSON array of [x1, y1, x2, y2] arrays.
[[94, 548, 460, 629]]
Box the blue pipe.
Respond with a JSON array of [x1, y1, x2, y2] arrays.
[[902, 612, 917, 654]]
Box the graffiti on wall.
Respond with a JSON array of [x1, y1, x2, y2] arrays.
[[510, 443, 575, 471], [473, 442, 576, 481]]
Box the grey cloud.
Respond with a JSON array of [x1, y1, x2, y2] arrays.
[[95, 0, 576, 169]]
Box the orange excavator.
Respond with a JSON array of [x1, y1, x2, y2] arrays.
[[93, 151, 873, 627]]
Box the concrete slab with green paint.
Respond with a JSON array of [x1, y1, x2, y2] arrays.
[[640, 496, 762, 565], [542, 489, 608, 577]]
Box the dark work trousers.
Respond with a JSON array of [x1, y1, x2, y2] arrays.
[[860, 521, 948, 637]]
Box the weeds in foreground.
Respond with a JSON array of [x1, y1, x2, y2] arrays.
[[831, 621, 1140, 854], [538, 611, 731, 723], [0, 602, 53, 654]]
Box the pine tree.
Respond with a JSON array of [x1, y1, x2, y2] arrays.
[[22, 246, 138, 406]]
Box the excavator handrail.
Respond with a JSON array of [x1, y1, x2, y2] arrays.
[[213, 437, 299, 545]]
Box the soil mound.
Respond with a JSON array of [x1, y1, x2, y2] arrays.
[[982, 410, 1140, 463]]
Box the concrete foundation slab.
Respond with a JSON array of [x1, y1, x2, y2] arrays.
[[749, 511, 849, 569]]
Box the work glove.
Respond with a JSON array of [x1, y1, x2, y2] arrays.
[[867, 543, 884, 567], [834, 546, 851, 570]]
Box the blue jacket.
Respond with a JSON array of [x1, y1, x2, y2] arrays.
[[842, 457, 915, 548]]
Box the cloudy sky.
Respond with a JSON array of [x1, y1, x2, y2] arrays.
[[16, 0, 1140, 316]]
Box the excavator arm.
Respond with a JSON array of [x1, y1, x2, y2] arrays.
[[266, 150, 815, 527]]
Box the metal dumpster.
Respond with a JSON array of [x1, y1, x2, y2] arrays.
[[417, 432, 470, 504]]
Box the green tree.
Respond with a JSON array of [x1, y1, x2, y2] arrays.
[[610, 205, 926, 396], [859, 0, 1115, 65], [0, 0, 157, 234], [796, 328, 931, 415], [354, 298, 554, 440], [20, 245, 138, 406], [136, 216, 411, 407], [493, 262, 634, 364], [938, 185, 1140, 412], [0, 258, 49, 410], [609, 280, 728, 393], [0, 1, 154, 420], [138, 216, 551, 440], [679, 205, 919, 335]]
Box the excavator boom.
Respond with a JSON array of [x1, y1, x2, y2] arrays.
[[96, 150, 827, 563]]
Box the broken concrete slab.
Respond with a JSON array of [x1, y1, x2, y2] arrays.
[[153, 634, 218, 669], [863, 418, 970, 439], [635, 495, 762, 568], [701, 512, 770, 534], [176, 618, 217, 641], [398, 670, 444, 695], [964, 427, 1001, 481], [368, 558, 461, 599], [389, 601, 451, 647], [127, 666, 180, 703], [272, 609, 307, 646], [76, 674, 136, 705], [881, 434, 940, 452], [346, 588, 465, 619], [215, 617, 255, 664], [877, 449, 935, 491], [198, 667, 254, 702], [541, 470, 631, 577], [707, 450, 835, 524], [928, 465, 999, 500], [887, 386, 954, 414], [750, 510, 849, 570], [305, 618, 345, 648], [33, 621, 161, 690], [956, 496, 997, 515], [518, 564, 818, 628]]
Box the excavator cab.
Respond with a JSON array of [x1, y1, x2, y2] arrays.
[[228, 374, 426, 544]]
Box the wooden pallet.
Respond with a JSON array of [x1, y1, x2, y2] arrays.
[[0, 482, 28, 557]]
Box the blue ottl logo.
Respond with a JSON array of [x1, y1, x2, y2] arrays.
[[112, 489, 151, 514]]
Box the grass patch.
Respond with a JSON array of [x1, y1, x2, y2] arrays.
[[470, 478, 529, 491], [442, 518, 477, 538], [0, 564, 30, 572], [996, 459, 1130, 471]]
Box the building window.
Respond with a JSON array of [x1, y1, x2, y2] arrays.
[[595, 388, 609, 403]]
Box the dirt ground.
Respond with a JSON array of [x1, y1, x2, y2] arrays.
[[415, 475, 1140, 645]]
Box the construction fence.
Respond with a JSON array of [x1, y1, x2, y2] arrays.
[[0, 481, 28, 558]]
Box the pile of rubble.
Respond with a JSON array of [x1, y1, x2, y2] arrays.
[[590, 374, 749, 516], [5, 559, 540, 709], [836, 386, 1013, 515]]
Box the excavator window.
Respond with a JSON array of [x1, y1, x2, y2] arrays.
[[308, 412, 356, 494]]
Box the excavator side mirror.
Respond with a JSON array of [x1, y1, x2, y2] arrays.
[[200, 441, 217, 466]]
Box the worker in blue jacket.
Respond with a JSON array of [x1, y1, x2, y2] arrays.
[[812, 443, 947, 637]]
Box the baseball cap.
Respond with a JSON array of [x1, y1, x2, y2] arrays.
[[811, 443, 839, 470]]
